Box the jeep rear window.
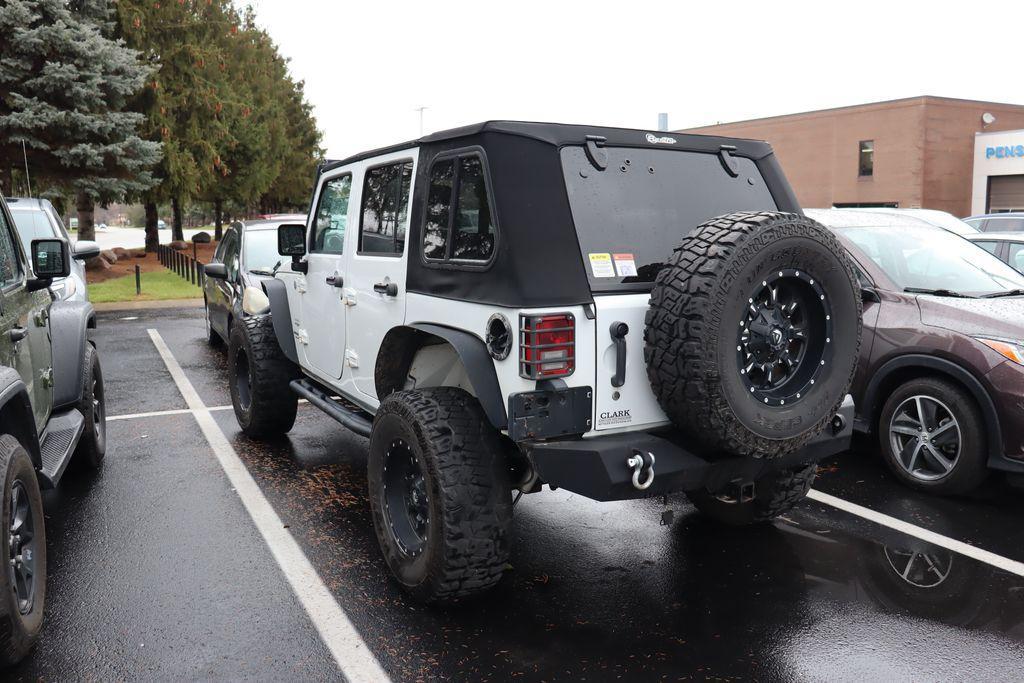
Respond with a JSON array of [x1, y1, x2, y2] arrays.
[[561, 146, 777, 291]]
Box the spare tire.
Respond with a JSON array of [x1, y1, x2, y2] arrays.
[[644, 211, 861, 458]]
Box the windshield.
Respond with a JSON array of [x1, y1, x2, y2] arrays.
[[561, 146, 777, 290], [243, 230, 282, 272], [837, 225, 1024, 296], [10, 210, 58, 256]]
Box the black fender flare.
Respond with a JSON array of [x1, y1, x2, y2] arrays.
[[261, 278, 299, 364], [50, 300, 96, 410], [376, 323, 507, 430], [863, 354, 1003, 460], [0, 368, 41, 467]]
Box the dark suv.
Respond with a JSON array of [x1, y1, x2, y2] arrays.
[[807, 209, 1024, 495]]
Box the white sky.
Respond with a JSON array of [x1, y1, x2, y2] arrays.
[[245, 0, 1024, 160]]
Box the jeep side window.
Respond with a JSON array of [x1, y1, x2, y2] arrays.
[[423, 159, 454, 260], [312, 174, 352, 254], [0, 208, 22, 288], [359, 161, 413, 255], [421, 153, 495, 263]]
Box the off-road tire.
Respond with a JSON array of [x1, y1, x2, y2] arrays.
[[687, 463, 817, 525], [0, 435, 45, 666], [71, 343, 106, 469], [878, 377, 987, 495], [645, 211, 862, 458], [368, 387, 512, 604], [229, 315, 298, 438]]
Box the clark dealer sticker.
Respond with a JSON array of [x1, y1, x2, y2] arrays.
[[598, 409, 632, 427]]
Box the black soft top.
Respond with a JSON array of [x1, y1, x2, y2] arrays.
[[325, 121, 799, 308], [322, 121, 777, 173]]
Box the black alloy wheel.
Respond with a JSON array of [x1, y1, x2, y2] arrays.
[[7, 480, 37, 615], [381, 438, 430, 557], [737, 269, 832, 407]]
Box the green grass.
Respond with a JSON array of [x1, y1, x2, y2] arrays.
[[88, 269, 202, 303]]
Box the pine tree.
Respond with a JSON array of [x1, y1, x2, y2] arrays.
[[0, 0, 161, 241]]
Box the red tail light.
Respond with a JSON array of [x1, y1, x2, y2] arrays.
[[520, 313, 575, 379]]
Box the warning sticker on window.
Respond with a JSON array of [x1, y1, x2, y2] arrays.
[[588, 253, 616, 278], [613, 253, 638, 277]]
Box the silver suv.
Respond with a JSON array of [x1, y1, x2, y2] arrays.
[[6, 198, 97, 301]]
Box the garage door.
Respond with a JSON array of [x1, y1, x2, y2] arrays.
[[987, 175, 1024, 212]]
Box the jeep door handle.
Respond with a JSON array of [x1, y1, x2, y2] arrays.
[[9, 327, 27, 343], [610, 321, 629, 388], [373, 281, 398, 297], [325, 273, 344, 288]]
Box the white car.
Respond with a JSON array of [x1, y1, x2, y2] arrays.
[[220, 122, 860, 604], [968, 232, 1024, 273], [853, 207, 978, 236]]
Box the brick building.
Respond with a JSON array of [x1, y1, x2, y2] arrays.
[[681, 96, 1024, 218]]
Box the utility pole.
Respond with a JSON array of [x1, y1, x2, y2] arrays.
[[415, 106, 428, 137]]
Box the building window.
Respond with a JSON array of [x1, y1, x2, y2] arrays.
[[858, 140, 874, 177]]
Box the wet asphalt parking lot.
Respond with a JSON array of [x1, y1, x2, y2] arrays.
[[10, 306, 1024, 681]]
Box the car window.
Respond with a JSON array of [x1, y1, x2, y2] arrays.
[[963, 218, 983, 231], [0, 209, 23, 288], [837, 226, 1024, 296], [243, 230, 283, 273], [220, 230, 239, 279], [973, 240, 1000, 256], [312, 174, 352, 254], [985, 217, 1024, 232], [422, 154, 496, 263], [359, 161, 413, 255], [9, 210, 56, 258], [1009, 243, 1024, 273]]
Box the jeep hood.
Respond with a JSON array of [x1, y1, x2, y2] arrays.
[[917, 296, 1024, 340]]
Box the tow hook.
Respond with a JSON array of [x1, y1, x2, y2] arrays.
[[627, 450, 655, 490]]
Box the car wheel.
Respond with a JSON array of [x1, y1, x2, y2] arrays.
[[368, 387, 512, 603], [645, 211, 862, 458], [878, 377, 988, 495], [686, 463, 817, 525], [204, 299, 221, 347], [71, 343, 106, 469], [229, 315, 298, 438], [0, 435, 45, 666]]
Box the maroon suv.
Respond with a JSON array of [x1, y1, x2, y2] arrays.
[[806, 209, 1024, 495]]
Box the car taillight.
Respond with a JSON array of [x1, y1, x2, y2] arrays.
[[520, 313, 575, 379]]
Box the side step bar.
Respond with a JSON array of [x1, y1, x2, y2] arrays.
[[290, 379, 373, 437], [38, 408, 86, 489]]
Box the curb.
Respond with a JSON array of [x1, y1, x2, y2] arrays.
[[92, 298, 203, 312]]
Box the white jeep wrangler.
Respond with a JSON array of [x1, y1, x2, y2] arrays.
[[227, 122, 861, 603]]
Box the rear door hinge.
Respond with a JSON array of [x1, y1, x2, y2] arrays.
[[344, 349, 359, 368], [343, 287, 357, 307], [294, 328, 309, 346], [585, 135, 608, 171], [718, 145, 740, 178]]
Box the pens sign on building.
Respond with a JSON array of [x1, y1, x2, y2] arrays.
[[986, 145, 1024, 159]]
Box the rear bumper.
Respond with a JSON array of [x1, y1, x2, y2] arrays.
[[528, 395, 854, 502]]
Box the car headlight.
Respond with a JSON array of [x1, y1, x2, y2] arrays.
[[242, 286, 271, 315], [977, 337, 1024, 365]]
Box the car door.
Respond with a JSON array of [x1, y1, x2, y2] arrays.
[[210, 228, 238, 337], [0, 204, 51, 432], [301, 171, 353, 380], [344, 153, 415, 403]]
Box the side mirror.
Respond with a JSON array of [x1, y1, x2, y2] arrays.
[[277, 223, 307, 257], [861, 286, 880, 303], [72, 240, 100, 261], [204, 262, 228, 280], [31, 238, 70, 279]]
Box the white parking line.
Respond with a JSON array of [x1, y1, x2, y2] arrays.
[[807, 488, 1024, 578], [107, 405, 233, 421], [147, 329, 390, 682]]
